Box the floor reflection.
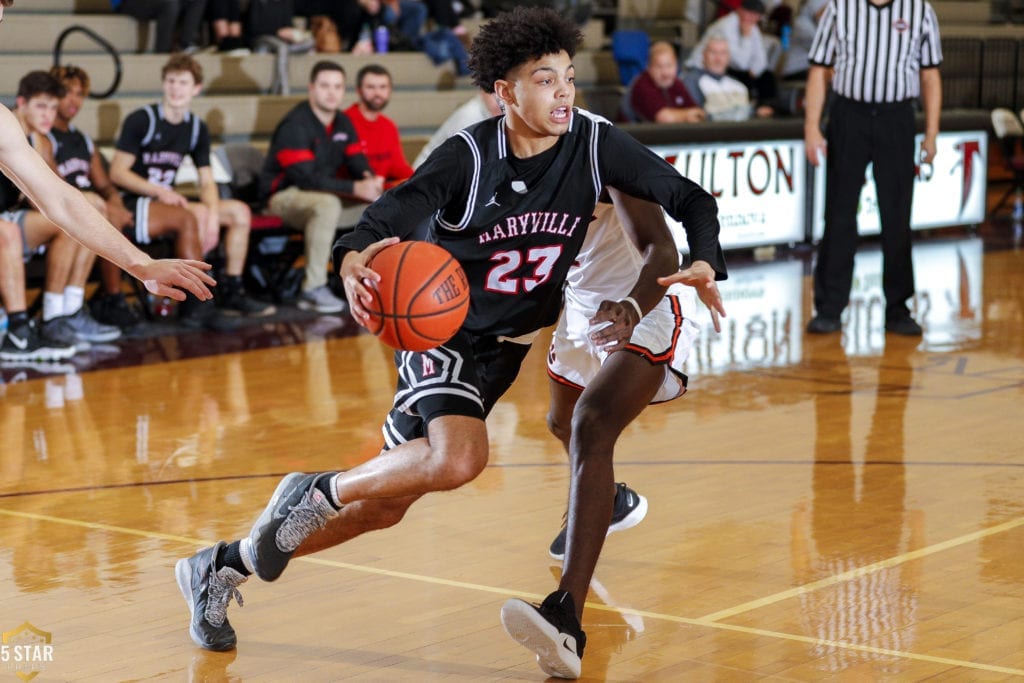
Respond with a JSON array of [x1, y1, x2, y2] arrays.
[[792, 338, 925, 676]]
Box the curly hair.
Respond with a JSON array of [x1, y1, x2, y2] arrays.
[[468, 6, 583, 94], [50, 64, 91, 94]]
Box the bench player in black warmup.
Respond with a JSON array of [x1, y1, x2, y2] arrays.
[[175, 7, 727, 678]]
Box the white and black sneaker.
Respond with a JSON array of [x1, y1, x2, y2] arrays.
[[501, 590, 586, 679], [549, 483, 648, 561], [0, 319, 76, 362]]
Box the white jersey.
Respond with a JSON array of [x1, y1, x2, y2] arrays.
[[549, 203, 700, 403]]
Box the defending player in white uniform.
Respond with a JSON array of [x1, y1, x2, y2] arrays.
[[548, 200, 700, 405]]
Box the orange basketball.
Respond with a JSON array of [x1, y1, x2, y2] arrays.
[[364, 241, 470, 351]]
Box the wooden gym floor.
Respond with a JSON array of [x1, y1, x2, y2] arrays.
[[1, 229, 1022, 681]]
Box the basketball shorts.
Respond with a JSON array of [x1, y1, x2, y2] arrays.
[[382, 328, 533, 449], [1, 209, 43, 263], [122, 195, 155, 245], [547, 287, 700, 404]]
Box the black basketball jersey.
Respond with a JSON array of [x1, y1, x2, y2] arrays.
[[48, 126, 95, 191], [115, 104, 210, 190], [336, 108, 726, 338]]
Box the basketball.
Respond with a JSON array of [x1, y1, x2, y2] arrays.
[[364, 241, 470, 352]]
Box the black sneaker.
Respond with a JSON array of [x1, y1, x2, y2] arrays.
[[549, 483, 648, 561], [0, 319, 76, 362], [248, 472, 338, 582], [90, 292, 143, 329], [179, 297, 241, 333], [217, 282, 277, 317], [806, 315, 842, 334], [885, 315, 923, 336], [501, 590, 586, 679], [175, 542, 247, 651]]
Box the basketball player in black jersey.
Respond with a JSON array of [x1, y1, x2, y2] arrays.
[[109, 54, 273, 329], [48, 65, 143, 329], [0, 2, 214, 342], [175, 7, 726, 678]]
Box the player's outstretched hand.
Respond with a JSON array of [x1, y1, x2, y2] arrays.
[[138, 259, 216, 301], [588, 299, 640, 354], [340, 236, 400, 327], [658, 260, 726, 333]]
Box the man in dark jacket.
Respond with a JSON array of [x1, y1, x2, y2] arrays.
[[259, 60, 383, 313]]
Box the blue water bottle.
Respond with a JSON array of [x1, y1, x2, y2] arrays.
[[374, 25, 389, 53], [780, 24, 791, 51]]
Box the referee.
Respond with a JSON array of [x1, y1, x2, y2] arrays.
[[803, 0, 942, 336]]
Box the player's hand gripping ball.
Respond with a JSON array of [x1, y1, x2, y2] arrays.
[[364, 241, 470, 351]]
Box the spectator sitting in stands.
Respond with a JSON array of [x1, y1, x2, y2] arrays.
[[686, 0, 778, 107], [208, 0, 249, 54], [345, 64, 415, 189], [259, 60, 383, 314], [248, 0, 315, 95], [109, 54, 273, 329], [779, 0, 829, 81], [110, 0, 179, 53], [0, 72, 92, 361], [34, 66, 130, 344], [413, 88, 502, 168], [626, 41, 706, 124], [683, 33, 774, 121]]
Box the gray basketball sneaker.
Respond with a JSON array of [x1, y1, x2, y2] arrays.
[[248, 472, 339, 582], [175, 542, 247, 651], [548, 483, 648, 561]]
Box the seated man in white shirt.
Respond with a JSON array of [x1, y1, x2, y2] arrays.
[[682, 33, 774, 121], [685, 0, 778, 106], [412, 88, 502, 168]]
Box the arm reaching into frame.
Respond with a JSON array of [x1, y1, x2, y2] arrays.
[[0, 103, 215, 301]]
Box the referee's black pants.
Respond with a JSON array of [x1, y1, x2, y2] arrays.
[[814, 96, 917, 321]]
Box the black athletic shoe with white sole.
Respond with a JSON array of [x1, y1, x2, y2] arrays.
[[501, 590, 586, 679], [548, 482, 648, 561]]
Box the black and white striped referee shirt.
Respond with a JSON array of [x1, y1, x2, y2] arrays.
[[808, 0, 943, 103]]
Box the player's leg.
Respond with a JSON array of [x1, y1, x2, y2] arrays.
[[55, 192, 121, 343], [268, 187, 347, 313], [0, 214, 75, 361], [501, 350, 661, 679], [174, 331, 503, 650], [559, 349, 662, 610], [209, 198, 275, 317]]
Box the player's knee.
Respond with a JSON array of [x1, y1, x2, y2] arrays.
[[570, 402, 621, 452], [226, 201, 251, 231], [309, 194, 343, 224], [430, 443, 488, 490], [547, 411, 570, 443], [0, 220, 19, 253]]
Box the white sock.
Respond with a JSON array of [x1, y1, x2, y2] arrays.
[[239, 537, 256, 575], [63, 286, 85, 316], [43, 292, 65, 321], [327, 473, 344, 509]]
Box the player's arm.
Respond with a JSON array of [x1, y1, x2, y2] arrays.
[[0, 104, 213, 299], [588, 189, 677, 352], [109, 149, 189, 207], [88, 147, 134, 230], [599, 124, 727, 281], [335, 138, 464, 325]]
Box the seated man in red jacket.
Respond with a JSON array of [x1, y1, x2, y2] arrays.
[[345, 64, 415, 190]]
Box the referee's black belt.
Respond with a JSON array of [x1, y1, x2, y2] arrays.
[[834, 94, 915, 115]]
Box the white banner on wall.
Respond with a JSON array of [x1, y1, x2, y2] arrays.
[[811, 131, 987, 240], [649, 140, 808, 251]]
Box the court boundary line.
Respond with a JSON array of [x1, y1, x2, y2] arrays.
[[1, 506, 1021, 676]]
